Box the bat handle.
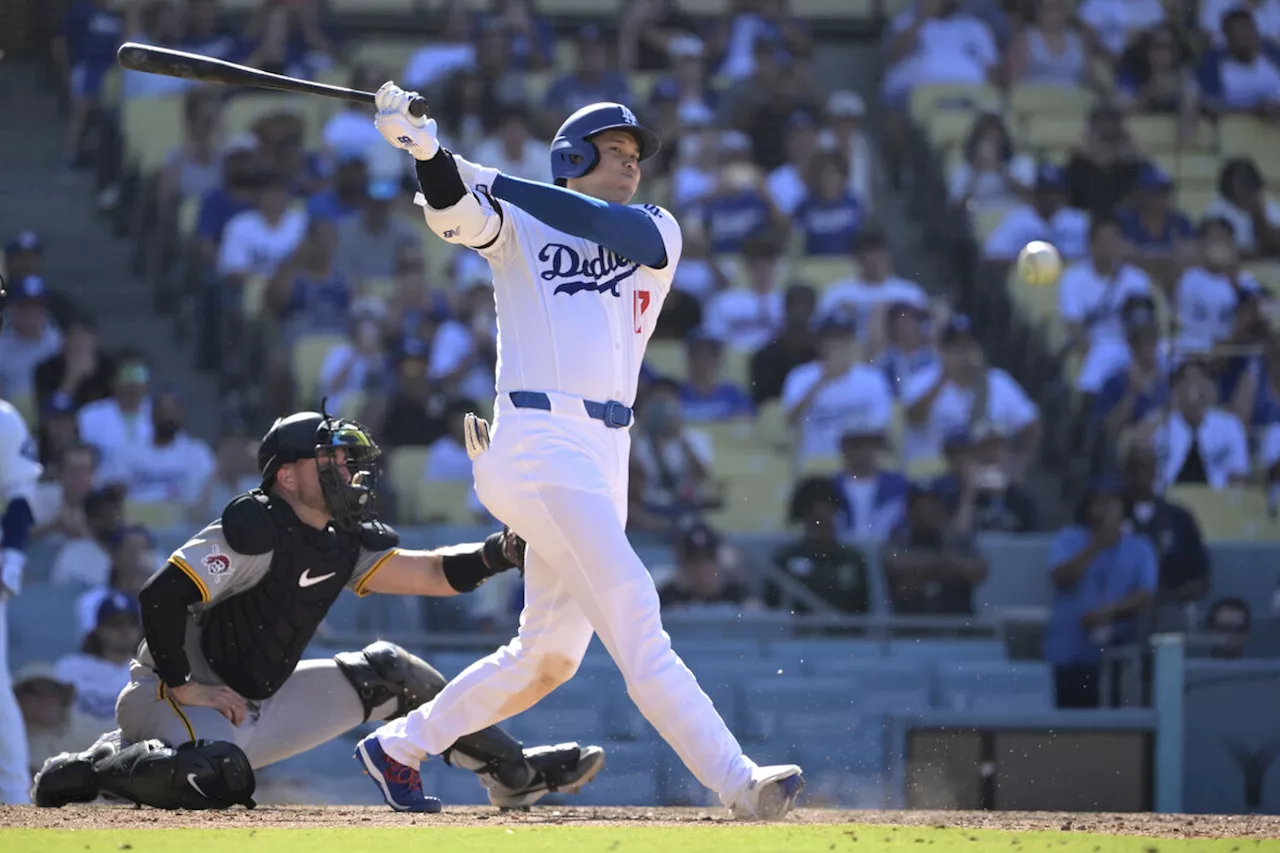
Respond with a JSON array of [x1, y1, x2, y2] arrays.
[[408, 97, 429, 118]]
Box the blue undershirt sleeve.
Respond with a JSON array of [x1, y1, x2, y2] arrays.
[[489, 174, 667, 268], [1, 497, 33, 553]]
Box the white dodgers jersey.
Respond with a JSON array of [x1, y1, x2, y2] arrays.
[[471, 197, 682, 407], [0, 400, 41, 506]]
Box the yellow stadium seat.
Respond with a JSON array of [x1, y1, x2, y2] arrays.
[[972, 206, 1009, 243], [416, 479, 481, 525], [909, 84, 1002, 127], [524, 71, 554, 107], [906, 454, 948, 481], [291, 334, 347, 408], [125, 501, 184, 529], [794, 256, 858, 289], [702, 419, 760, 459], [792, 0, 875, 15], [538, 0, 622, 13], [1008, 84, 1094, 119], [179, 197, 201, 238], [675, 0, 730, 12], [222, 93, 323, 150], [1166, 486, 1280, 541], [1006, 267, 1067, 350], [241, 274, 270, 323], [1245, 261, 1280, 291], [1127, 115, 1215, 152], [1177, 187, 1217, 220], [1024, 114, 1087, 152], [1173, 152, 1223, 186], [357, 277, 398, 304], [1219, 116, 1280, 182], [121, 95, 186, 174], [352, 40, 428, 78], [630, 73, 659, 104], [800, 455, 841, 476], [331, 0, 416, 12], [645, 339, 688, 381], [755, 400, 794, 454], [707, 455, 794, 533], [926, 109, 982, 149], [720, 347, 751, 389], [386, 446, 430, 522]]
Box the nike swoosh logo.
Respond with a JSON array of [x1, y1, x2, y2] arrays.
[[299, 569, 336, 588], [187, 773, 207, 798]]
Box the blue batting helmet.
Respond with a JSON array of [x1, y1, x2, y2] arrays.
[[550, 102, 661, 186]]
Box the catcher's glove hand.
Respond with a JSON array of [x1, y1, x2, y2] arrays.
[[501, 526, 527, 573]]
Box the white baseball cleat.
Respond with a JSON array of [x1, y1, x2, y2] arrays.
[[730, 764, 805, 821]]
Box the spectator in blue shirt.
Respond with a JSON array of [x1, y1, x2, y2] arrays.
[[794, 152, 863, 257], [542, 26, 633, 132], [1197, 8, 1280, 117], [698, 136, 782, 254], [1094, 296, 1170, 439], [1116, 165, 1195, 257], [873, 300, 940, 396], [677, 332, 755, 423], [194, 142, 263, 264], [179, 0, 240, 58], [306, 155, 368, 225], [1044, 479, 1158, 708], [480, 0, 555, 70], [55, 0, 125, 171]]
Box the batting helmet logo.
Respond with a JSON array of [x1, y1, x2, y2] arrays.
[[549, 103, 661, 186]]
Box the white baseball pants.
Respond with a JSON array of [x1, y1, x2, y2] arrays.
[[0, 599, 33, 803], [376, 395, 757, 807]]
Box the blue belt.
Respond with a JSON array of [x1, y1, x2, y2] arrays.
[[508, 391, 633, 429]]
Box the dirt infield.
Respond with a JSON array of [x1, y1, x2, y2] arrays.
[[2, 805, 1277, 838]]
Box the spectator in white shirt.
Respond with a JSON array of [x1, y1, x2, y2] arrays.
[[77, 352, 153, 485], [781, 314, 895, 463], [820, 229, 928, 329], [116, 389, 216, 510], [318, 310, 392, 418], [55, 592, 140, 720], [765, 111, 823, 217], [32, 443, 97, 543], [1078, 0, 1165, 59], [881, 0, 1000, 108], [403, 1, 476, 90], [1201, 0, 1280, 47], [0, 276, 62, 401], [947, 112, 1036, 213], [1060, 217, 1153, 393], [1205, 158, 1280, 259], [1006, 0, 1094, 89], [1198, 8, 1280, 116], [49, 488, 124, 588], [823, 90, 873, 207], [902, 315, 1041, 474], [1144, 360, 1249, 491], [216, 173, 308, 283], [983, 163, 1091, 262], [702, 227, 787, 351], [1175, 217, 1263, 353], [471, 108, 552, 184]]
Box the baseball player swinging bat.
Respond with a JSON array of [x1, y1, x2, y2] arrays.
[[115, 42, 430, 116], [351, 83, 805, 819]]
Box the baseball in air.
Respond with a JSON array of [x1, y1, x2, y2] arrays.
[[1017, 241, 1062, 286]]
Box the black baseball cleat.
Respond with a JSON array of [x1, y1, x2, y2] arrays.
[[32, 731, 122, 807], [482, 743, 606, 810]]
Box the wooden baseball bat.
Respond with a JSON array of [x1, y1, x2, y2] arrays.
[[115, 42, 430, 117]]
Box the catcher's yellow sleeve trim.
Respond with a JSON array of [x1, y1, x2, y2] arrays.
[[169, 557, 210, 603], [354, 548, 401, 597]]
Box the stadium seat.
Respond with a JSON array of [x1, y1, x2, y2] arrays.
[[720, 346, 751, 388], [351, 40, 427, 80], [805, 660, 932, 713], [1220, 116, 1280, 182], [291, 333, 347, 407], [972, 206, 1009, 243], [708, 463, 793, 532], [417, 479, 481, 525], [1245, 261, 1280, 292], [121, 95, 186, 175], [926, 109, 982, 149], [1166, 485, 1280, 541], [794, 256, 858, 290], [790, 715, 889, 798], [571, 743, 659, 807], [644, 338, 687, 381], [1008, 84, 1094, 120], [1023, 113, 1087, 152], [800, 455, 841, 475], [908, 84, 1002, 128], [178, 197, 201, 238], [1127, 115, 1215, 153], [222, 93, 325, 150], [754, 399, 794, 453], [125, 500, 185, 529], [905, 454, 948, 481], [934, 661, 1054, 712], [888, 638, 1005, 662], [8, 393, 35, 431], [538, 0, 622, 14], [330, 0, 419, 12], [385, 446, 430, 521], [772, 639, 885, 673], [742, 675, 857, 739], [1177, 186, 1217, 219]]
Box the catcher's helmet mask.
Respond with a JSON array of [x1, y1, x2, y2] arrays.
[[258, 400, 381, 531], [550, 103, 661, 187]]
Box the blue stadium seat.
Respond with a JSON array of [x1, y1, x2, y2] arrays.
[[886, 638, 1006, 662], [805, 660, 932, 714], [790, 715, 889, 807], [769, 639, 886, 674], [9, 583, 80, 669], [566, 742, 659, 806], [933, 661, 1054, 712], [742, 676, 856, 740]]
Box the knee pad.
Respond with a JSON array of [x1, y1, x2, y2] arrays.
[[94, 740, 256, 810], [334, 641, 447, 722]]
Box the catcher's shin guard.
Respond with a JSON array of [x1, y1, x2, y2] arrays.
[[32, 730, 122, 807], [93, 740, 256, 810], [442, 725, 533, 791]]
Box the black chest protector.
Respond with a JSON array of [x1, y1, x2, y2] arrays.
[[200, 490, 398, 701]]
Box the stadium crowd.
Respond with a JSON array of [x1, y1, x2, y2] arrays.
[[3, 2, 1280, 784]]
